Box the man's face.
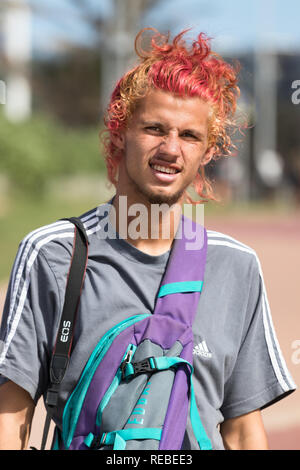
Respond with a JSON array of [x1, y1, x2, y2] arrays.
[[115, 88, 214, 206]]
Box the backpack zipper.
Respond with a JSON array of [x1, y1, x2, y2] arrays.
[[96, 343, 136, 428]]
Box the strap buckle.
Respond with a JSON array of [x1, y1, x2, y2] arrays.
[[45, 388, 59, 407], [121, 357, 158, 380], [132, 357, 157, 376]]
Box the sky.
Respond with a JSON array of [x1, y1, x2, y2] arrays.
[[143, 0, 300, 53], [22, 0, 300, 57]]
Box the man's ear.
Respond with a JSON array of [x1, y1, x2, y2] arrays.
[[201, 146, 215, 166], [111, 131, 125, 150]]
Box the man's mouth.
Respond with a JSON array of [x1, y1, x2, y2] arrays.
[[150, 164, 179, 175]]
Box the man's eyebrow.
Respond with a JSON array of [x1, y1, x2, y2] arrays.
[[140, 120, 164, 127]]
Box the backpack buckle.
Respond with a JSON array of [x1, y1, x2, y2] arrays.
[[121, 357, 158, 380], [132, 357, 157, 376], [89, 433, 106, 450]]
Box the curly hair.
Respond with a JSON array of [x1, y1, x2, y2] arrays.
[[101, 28, 241, 203]]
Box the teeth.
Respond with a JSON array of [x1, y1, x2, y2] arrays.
[[151, 164, 177, 174]]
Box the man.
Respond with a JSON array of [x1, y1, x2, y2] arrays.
[[0, 28, 296, 450]]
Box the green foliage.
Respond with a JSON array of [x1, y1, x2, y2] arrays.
[[0, 111, 106, 196], [0, 195, 104, 281]]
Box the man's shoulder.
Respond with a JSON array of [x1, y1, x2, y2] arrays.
[[18, 206, 100, 265], [206, 228, 260, 269]]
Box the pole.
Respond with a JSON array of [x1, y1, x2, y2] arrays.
[[3, 0, 32, 122]]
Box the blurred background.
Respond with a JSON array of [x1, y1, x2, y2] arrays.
[[0, 0, 299, 450]]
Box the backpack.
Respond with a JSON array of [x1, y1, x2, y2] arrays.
[[40, 215, 212, 451]]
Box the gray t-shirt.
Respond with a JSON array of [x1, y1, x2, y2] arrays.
[[0, 203, 296, 450]]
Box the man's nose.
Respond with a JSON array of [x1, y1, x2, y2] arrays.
[[159, 132, 181, 157]]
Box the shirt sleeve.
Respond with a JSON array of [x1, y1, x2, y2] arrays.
[[220, 255, 296, 420], [0, 238, 61, 403]]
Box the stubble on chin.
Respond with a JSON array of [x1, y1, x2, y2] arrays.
[[130, 176, 186, 206]]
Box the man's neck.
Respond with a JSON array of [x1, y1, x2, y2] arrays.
[[111, 194, 183, 256]]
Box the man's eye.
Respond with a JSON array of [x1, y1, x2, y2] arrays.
[[182, 132, 197, 140], [145, 126, 163, 134]]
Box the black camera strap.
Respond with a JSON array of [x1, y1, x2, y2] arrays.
[[38, 217, 89, 450]]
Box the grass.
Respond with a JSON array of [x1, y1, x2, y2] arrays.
[[0, 192, 105, 282]]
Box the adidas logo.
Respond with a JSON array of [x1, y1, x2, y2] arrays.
[[193, 341, 212, 359]]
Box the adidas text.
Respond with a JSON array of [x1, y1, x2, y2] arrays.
[[193, 341, 212, 358]]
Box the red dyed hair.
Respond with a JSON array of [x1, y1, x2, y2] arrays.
[[101, 28, 241, 202]]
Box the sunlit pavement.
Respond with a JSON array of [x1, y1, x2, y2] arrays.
[[206, 210, 300, 450]]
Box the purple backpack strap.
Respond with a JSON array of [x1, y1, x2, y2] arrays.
[[152, 215, 208, 449], [153, 215, 207, 327]]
